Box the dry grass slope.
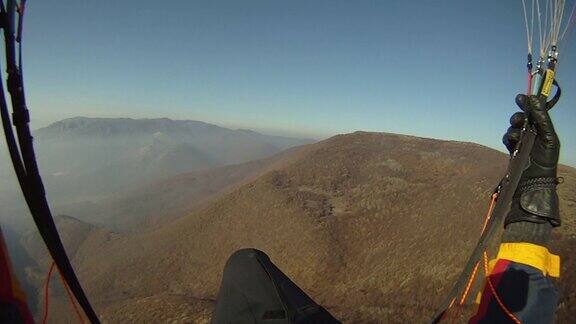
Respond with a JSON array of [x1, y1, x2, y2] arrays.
[[47, 132, 575, 323]]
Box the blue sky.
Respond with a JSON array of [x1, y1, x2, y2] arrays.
[[19, 0, 576, 165]]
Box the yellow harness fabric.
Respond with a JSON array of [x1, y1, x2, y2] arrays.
[[474, 242, 560, 304], [492, 242, 560, 277]]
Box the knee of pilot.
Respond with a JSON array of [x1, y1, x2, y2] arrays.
[[224, 248, 269, 271]]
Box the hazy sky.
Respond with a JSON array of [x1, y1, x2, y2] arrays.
[[18, 0, 576, 165]]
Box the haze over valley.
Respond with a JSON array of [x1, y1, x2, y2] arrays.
[[0, 117, 312, 226]]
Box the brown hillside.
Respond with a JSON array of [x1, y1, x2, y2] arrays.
[[56, 132, 575, 323]]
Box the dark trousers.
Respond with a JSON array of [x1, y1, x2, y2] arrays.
[[211, 249, 340, 324]]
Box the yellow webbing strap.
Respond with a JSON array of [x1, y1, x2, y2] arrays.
[[475, 291, 482, 304], [541, 69, 556, 97], [492, 242, 560, 277]]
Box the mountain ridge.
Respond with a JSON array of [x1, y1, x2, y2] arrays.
[[58, 131, 574, 323], [35, 117, 315, 144], [3, 116, 315, 207]]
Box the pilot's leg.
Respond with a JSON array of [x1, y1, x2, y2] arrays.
[[211, 248, 340, 324]]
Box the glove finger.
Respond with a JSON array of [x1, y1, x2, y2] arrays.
[[510, 112, 526, 128], [503, 127, 522, 153], [515, 94, 529, 111], [524, 95, 560, 150]]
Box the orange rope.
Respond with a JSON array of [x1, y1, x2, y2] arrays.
[[439, 298, 457, 322], [483, 253, 521, 324], [42, 261, 56, 324], [460, 262, 480, 305], [480, 193, 498, 233], [441, 193, 499, 323], [458, 193, 498, 305], [442, 190, 522, 323], [58, 270, 86, 324]]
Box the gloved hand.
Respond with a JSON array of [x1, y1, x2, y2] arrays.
[[503, 94, 560, 178], [501, 94, 561, 245]]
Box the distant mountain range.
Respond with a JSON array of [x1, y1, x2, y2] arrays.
[[23, 117, 314, 204], [22, 131, 574, 323]]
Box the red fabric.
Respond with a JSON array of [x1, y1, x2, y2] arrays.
[[527, 73, 533, 95], [0, 236, 15, 299], [0, 228, 35, 324], [469, 259, 512, 324]]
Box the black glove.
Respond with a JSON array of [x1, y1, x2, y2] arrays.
[[503, 94, 560, 178], [501, 94, 561, 244]]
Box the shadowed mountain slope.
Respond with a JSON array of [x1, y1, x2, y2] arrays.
[[56, 146, 306, 230], [5, 215, 112, 322]]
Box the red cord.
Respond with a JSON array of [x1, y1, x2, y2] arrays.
[[58, 269, 86, 324], [17, 2, 25, 15], [42, 261, 86, 324], [42, 261, 56, 324], [483, 254, 521, 323]]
